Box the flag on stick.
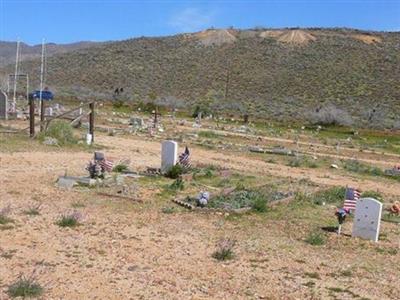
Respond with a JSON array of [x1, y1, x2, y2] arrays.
[[343, 187, 361, 211], [179, 146, 191, 169]]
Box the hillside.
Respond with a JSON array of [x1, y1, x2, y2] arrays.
[[0, 41, 103, 66], [1, 28, 399, 127]]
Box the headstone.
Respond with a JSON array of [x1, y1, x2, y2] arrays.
[[0, 90, 7, 119], [130, 117, 144, 127], [57, 177, 77, 189], [161, 140, 178, 173], [352, 198, 382, 242]]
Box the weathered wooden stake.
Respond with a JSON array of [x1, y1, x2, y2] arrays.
[[89, 102, 95, 142], [29, 98, 35, 137], [40, 99, 45, 132]]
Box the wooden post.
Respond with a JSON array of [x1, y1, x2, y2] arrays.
[[89, 102, 94, 143], [40, 100, 45, 132], [29, 98, 35, 137], [154, 107, 158, 128]]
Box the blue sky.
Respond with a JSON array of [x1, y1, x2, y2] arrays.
[[1, 0, 399, 45]]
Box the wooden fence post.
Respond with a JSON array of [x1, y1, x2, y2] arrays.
[[89, 102, 94, 143], [29, 98, 35, 137]]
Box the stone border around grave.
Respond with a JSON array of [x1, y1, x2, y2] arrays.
[[172, 198, 252, 214]]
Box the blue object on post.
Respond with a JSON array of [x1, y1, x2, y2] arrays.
[[29, 90, 54, 101]]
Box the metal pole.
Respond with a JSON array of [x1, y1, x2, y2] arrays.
[[26, 75, 29, 103], [12, 39, 20, 110], [89, 102, 94, 143], [39, 39, 45, 132], [29, 98, 35, 137]]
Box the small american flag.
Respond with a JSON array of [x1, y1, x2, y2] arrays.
[[343, 187, 361, 211], [179, 146, 191, 169], [99, 158, 114, 172]]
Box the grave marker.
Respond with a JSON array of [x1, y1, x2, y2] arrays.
[[161, 140, 178, 173], [352, 198, 382, 242]]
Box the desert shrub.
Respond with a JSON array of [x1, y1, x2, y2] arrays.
[[169, 178, 185, 191], [112, 163, 129, 173], [161, 207, 175, 214], [165, 164, 184, 179], [56, 212, 82, 228], [293, 192, 312, 205], [309, 104, 353, 126], [198, 130, 219, 139], [312, 187, 346, 205], [112, 100, 125, 109], [287, 157, 318, 168], [305, 230, 326, 246], [137, 101, 157, 113], [23, 204, 41, 216], [43, 120, 76, 145], [343, 160, 384, 177], [7, 276, 43, 298], [192, 105, 211, 118], [252, 194, 268, 212], [361, 190, 383, 202], [287, 158, 301, 167], [209, 189, 267, 211], [0, 206, 13, 224], [212, 238, 236, 261], [381, 213, 400, 224]]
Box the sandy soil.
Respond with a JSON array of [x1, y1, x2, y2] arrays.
[[1, 128, 399, 299]]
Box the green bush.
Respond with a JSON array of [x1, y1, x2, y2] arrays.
[[361, 190, 383, 202], [112, 100, 125, 109], [165, 164, 184, 179], [112, 164, 129, 173], [7, 276, 43, 298], [313, 187, 346, 205], [343, 160, 384, 177], [287, 158, 301, 167], [44, 120, 76, 145], [0, 214, 13, 224], [252, 194, 268, 212], [210, 189, 267, 211], [169, 178, 185, 191], [56, 212, 81, 228], [212, 239, 236, 261], [305, 230, 326, 246], [199, 131, 219, 139]]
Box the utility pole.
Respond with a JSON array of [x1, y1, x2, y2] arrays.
[[12, 39, 20, 111], [39, 39, 45, 132]]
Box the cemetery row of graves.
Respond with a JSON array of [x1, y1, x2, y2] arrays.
[[0, 101, 399, 299]]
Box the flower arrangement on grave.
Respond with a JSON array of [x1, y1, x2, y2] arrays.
[[335, 208, 348, 235]]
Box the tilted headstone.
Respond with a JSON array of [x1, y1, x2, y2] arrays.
[[161, 140, 178, 173], [352, 198, 382, 242], [0, 90, 7, 119]]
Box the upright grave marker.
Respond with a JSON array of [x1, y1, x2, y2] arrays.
[[161, 140, 178, 173], [352, 198, 382, 242]]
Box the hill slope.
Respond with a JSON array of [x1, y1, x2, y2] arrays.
[[0, 41, 103, 66], [1, 28, 399, 127]]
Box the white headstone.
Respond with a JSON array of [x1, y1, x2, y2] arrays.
[[161, 140, 178, 173], [352, 198, 382, 242]]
